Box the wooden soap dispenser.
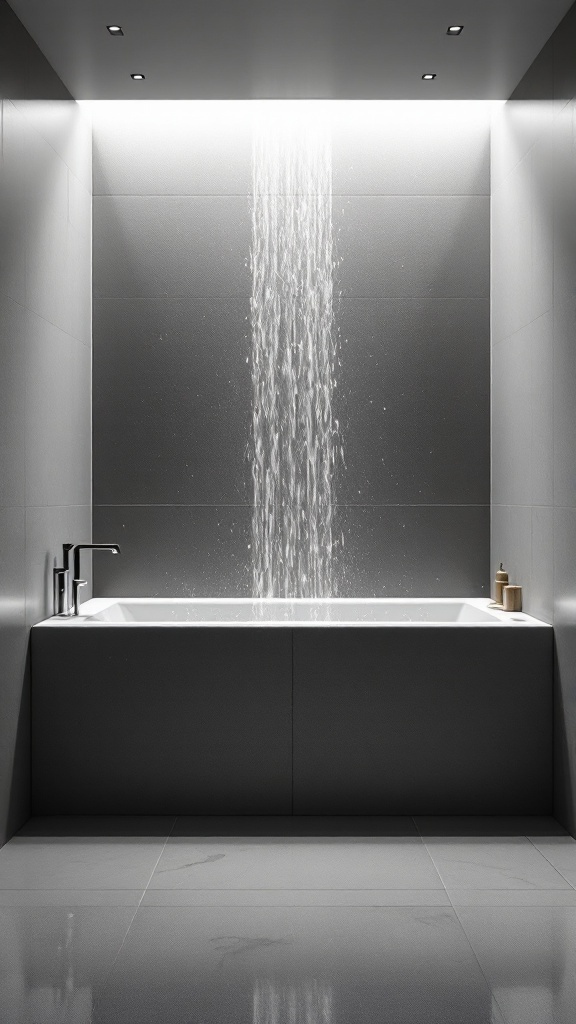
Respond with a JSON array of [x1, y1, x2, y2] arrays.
[[493, 563, 508, 607]]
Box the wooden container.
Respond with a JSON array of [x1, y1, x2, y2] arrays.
[[503, 585, 523, 612]]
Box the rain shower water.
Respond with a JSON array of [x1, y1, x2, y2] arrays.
[[250, 106, 340, 598]]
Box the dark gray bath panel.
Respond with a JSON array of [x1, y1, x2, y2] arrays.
[[31, 627, 292, 814], [31, 621, 552, 815], [293, 627, 553, 815]]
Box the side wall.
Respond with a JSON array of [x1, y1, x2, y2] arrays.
[[0, 0, 92, 843], [92, 102, 491, 598], [491, 1, 576, 830]]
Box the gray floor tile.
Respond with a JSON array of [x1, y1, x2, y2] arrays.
[[528, 836, 576, 887], [149, 837, 443, 890], [173, 815, 418, 837], [415, 817, 567, 837], [0, 905, 135, 1019], [425, 838, 571, 890], [142, 888, 450, 907], [93, 905, 502, 1024], [18, 816, 177, 838], [449, 889, 576, 907], [456, 906, 576, 1024], [0, 837, 167, 890], [0, 889, 144, 907]]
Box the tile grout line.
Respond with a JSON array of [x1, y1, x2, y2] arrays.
[[526, 835, 576, 890], [417, 836, 451, 896], [450, 902, 510, 1024], [411, 817, 449, 894], [412, 816, 508, 1019], [139, 816, 178, 903], [139, 886, 448, 892], [91, 815, 178, 1018]]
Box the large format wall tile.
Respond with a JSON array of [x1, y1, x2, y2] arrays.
[[332, 103, 490, 197], [94, 504, 489, 599], [337, 196, 490, 299], [92, 103, 252, 196], [492, 314, 553, 507], [93, 505, 252, 597], [25, 505, 92, 628], [491, 157, 533, 343], [0, 300, 26, 507], [531, 505, 554, 623], [0, 101, 27, 307], [93, 299, 251, 505], [25, 316, 91, 508], [11, 98, 92, 192], [554, 301, 576, 508], [491, 130, 555, 342], [491, 97, 554, 194], [491, 504, 554, 623], [334, 504, 489, 598], [336, 298, 489, 504], [491, 505, 533, 601], [93, 196, 251, 299]]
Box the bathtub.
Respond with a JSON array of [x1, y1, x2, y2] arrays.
[[45, 596, 542, 625], [31, 597, 552, 817]]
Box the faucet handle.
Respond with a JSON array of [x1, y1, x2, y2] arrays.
[[53, 568, 69, 616], [72, 579, 87, 616]]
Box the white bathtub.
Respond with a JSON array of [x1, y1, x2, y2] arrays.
[[49, 596, 544, 626]]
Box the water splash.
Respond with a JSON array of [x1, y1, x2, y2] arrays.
[[250, 105, 339, 598]]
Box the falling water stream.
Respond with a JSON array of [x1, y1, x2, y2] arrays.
[[250, 105, 340, 599]]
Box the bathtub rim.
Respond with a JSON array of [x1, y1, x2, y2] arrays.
[[34, 597, 552, 628]]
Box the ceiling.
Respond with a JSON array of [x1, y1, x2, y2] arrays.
[[8, 0, 573, 100]]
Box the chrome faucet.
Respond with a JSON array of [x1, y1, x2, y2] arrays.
[[71, 543, 121, 616]]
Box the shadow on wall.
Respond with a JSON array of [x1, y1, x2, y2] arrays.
[[0, 0, 92, 845], [491, 0, 576, 835]]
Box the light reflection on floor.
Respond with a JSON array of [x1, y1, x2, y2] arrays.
[[0, 816, 575, 1023]]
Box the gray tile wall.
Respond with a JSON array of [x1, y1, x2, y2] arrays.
[[491, 1, 576, 832], [92, 102, 490, 598], [0, 0, 92, 844]]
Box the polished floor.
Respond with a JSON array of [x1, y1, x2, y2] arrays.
[[1, 816, 576, 1022]]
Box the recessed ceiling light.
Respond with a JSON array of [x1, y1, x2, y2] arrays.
[[106, 25, 123, 35], [447, 25, 464, 35], [422, 74, 436, 80], [131, 73, 145, 80]]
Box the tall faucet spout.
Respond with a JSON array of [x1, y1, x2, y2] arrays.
[[72, 544, 121, 592]]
